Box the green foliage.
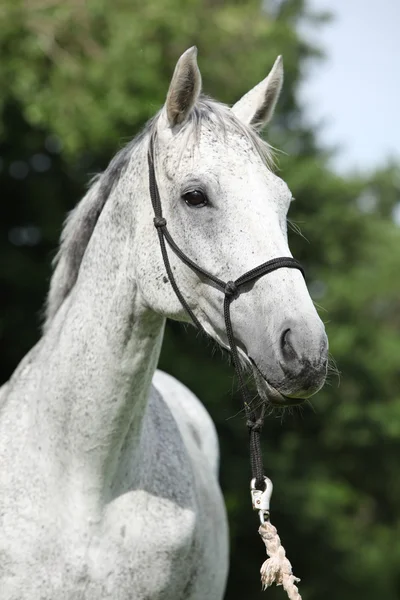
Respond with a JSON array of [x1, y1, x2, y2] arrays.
[[1, 1, 400, 599], [0, 0, 322, 154]]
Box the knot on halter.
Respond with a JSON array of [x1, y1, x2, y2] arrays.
[[153, 217, 167, 228], [225, 280, 239, 299], [247, 418, 264, 433]]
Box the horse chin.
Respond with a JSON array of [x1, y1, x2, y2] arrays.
[[250, 360, 307, 408]]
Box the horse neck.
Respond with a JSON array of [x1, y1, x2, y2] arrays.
[[42, 141, 165, 498]]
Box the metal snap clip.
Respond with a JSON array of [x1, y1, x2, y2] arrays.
[[250, 477, 273, 524]]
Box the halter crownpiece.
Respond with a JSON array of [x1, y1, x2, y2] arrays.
[[147, 134, 304, 491]]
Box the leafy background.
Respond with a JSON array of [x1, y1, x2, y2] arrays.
[[1, 0, 400, 598]]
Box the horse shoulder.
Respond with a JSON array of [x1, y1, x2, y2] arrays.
[[153, 369, 220, 476]]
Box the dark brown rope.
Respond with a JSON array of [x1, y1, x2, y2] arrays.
[[148, 135, 304, 491]]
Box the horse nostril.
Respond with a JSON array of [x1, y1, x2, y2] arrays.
[[281, 328, 290, 347], [280, 328, 297, 361], [281, 329, 295, 359]]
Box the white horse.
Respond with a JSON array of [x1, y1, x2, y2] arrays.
[[0, 48, 328, 599]]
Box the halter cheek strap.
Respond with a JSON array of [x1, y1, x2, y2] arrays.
[[148, 135, 304, 491]]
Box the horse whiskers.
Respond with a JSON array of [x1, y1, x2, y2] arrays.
[[303, 398, 317, 415], [226, 377, 270, 421], [327, 354, 341, 386], [287, 219, 309, 243], [312, 300, 328, 313]]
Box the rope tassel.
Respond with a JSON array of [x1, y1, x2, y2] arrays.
[[259, 521, 302, 600]]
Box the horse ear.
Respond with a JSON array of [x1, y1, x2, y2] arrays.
[[165, 47, 202, 127], [231, 56, 283, 131]]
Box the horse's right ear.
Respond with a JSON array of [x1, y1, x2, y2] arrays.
[[164, 47, 202, 128]]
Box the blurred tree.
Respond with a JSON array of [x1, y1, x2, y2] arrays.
[[1, 1, 400, 599], [0, 0, 326, 155]]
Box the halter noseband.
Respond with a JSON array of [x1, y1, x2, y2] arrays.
[[147, 135, 304, 491]]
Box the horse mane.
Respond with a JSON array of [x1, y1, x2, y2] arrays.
[[43, 129, 147, 331], [43, 97, 273, 332]]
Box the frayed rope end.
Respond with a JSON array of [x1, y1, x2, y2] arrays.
[[259, 521, 302, 600]]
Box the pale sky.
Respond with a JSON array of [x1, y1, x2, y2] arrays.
[[299, 0, 399, 174]]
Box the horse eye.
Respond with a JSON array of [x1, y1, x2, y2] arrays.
[[182, 190, 208, 208]]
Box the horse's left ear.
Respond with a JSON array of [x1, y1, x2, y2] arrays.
[[165, 47, 202, 127], [231, 56, 283, 131]]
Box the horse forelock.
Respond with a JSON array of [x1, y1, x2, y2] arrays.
[[165, 96, 274, 168], [43, 97, 273, 332]]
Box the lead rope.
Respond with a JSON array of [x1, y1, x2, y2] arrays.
[[148, 135, 303, 597]]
